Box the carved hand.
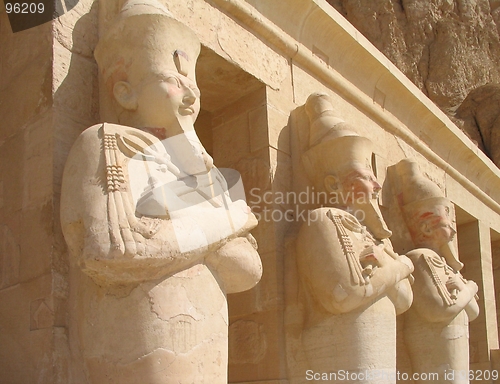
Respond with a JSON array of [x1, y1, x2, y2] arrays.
[[445, 274, 467, 292], [205, 234, 262, 294], [464, 280, 478, 295], [397, 254, 415, 275], [372, 250, 413, 278]]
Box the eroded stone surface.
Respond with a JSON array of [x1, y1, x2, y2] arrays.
[[60, 1, 262, 382], [328, 0, 500, 112], [456, 84, 500, 167], [290, 93, 414, 384], [391, 159, 479, 380], [327, 0, 500, 165]]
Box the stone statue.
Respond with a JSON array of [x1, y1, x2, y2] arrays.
[[60, 1, 262, 382], [296, 93, 414, 383], [393, 159, 479, 383]]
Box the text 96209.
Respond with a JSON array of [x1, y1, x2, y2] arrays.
[[5, 3, 45, 14]]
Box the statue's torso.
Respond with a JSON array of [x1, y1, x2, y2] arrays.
[[63, 124, 259, 383], [70, 259, 228, 384], [404, 250, 471, 383], [297, 207, 409, 384], [302, 295, 397, 383]]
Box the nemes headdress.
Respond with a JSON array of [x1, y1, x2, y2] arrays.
[[94, 0, 201, 121], [394, 159, 463, 271], [302, 93, 373, 187], [395, 159, 449, 210]]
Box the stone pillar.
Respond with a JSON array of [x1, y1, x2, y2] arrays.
[[458, 220, 499, 370]]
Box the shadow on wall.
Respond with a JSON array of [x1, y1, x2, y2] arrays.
[[51, 1, 99, 380]]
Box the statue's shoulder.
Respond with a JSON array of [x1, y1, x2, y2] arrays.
[[73, 123, 162, 156], [63, 124, 104, 171], [81, 123, 105, 135], [406, 248, 440, 263], [406, 248, 452, 277], [297, 207, 363, 271], [302, 207, 360, 229], [65, 123, 137, 172], [72, 123, 103, 147], [309, 207, 343, 215], [77, 123, 155, 141], [96, 123, 157, 138], [298, 207, 361, 244], [306, 206, 347, 219]]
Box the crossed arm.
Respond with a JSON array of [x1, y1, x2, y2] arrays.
[[61, 125, 261, 291], [297, 208, 413, 315], [407, 249, 479, 323]]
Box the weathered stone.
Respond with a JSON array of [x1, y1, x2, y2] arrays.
[[456, 83, 500, 167], [53, 0, 98, 58], [53, 42, 99, 124], [391, 159, 479, 378], [60, 1, 262, 382], [328, 0, 500, 112], [0, 224, 20, 289], [290, 93, 414, 384], [327, 0, 500, 165], [3, 0, 500, 383], [229, 320, 267, 364]]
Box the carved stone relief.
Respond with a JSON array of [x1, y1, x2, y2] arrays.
[[392, 159, 479, 382], [60, 1, 262, 382], [228, 320, 267, 364], [291, 93, 414, 383]]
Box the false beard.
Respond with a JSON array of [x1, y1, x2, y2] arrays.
[[350, 198, 392, 240], [439, 240, 464, 271], [163, 127, 213, 176]]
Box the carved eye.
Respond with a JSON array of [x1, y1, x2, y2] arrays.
[[359, 174, 371, 182], [165, 76, 181, 88]]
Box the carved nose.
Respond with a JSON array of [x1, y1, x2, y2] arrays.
[[183, 87, 197, 105], [450, 226, 457, 238], [373, 181, 382, 192]]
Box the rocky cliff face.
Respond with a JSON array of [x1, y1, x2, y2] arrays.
[[328, 0, 500, 166]]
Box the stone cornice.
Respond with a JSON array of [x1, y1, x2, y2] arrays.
[[209, 0, 500, 215]]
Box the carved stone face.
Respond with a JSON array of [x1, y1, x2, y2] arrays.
[[429, 205, 456, 244], [340, 168, 381, 204], [415, 204, 456, 247], [325, 166, 392, 239], [409, 202, 462, 270], [131, 69, 201, 138]]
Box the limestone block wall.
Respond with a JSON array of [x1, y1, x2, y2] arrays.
[[0, 0, 98, 382], [211, 87, 282, 381], [0, 13, 56, 382]]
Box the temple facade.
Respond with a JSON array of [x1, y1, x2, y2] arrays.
[[1, 0, 500, 383]]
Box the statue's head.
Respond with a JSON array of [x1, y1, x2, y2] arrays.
[[94, 0, 201, 139], [396, 159, 463, 271], [303, 93, 391, 239]]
